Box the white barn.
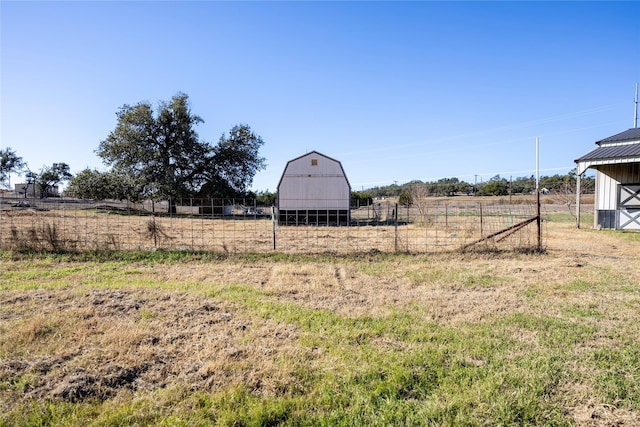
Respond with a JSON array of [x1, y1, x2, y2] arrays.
[[575, 128, 640, 230], [277, 151, 351, 225]]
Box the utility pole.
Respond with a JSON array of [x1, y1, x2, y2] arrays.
[[536, 137, 542, 252], [635, 82, 638, 128]]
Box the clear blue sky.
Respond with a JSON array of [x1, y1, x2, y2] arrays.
[[2, 1, 640, 192]]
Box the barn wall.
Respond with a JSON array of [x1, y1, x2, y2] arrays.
[[594, 164, 640, 229], [278, 153, 350, 211], [595, 164, 640, 209], [279, 176, 350, 210]]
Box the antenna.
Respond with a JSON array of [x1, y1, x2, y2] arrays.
[[635, 82, 638, 128]]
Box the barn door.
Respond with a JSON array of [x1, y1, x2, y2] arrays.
[[618, 185, 640, 230]]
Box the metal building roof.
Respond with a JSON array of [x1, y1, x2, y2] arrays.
[[595, 128, 640, 144], [575, 128, 640, 175], [576, 142, 640, 162]]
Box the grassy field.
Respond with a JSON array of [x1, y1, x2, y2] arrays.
[[1, 213, 639, 426]]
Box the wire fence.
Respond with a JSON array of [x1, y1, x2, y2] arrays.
[[0, 195, 554, 254]]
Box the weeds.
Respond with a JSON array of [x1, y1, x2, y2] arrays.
[[142, 216, 170, 248], [1, 220, 639, 425], [8, 222, 72, 253]]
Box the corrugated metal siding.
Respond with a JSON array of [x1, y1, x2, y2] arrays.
[[595, 169, 618, 210], [278, 152, 350, 211], [595, 164, 640, 210], [596, 210, 616, 229], [599, 163, 640, 185], [279, 177, 350, 210]]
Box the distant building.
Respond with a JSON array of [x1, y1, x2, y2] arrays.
[[14, 183, 59, 197], [575, 128, 640, 230], [277, 151, 351, 225]]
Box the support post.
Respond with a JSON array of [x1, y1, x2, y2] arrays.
[[394, 203, 398, 253], [536, 137, 542, 252], [576, 171, 581, 229], [537, 187, 542, 251], [271, 206, 277, 251]]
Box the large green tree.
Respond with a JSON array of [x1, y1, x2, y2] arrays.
[[0, 147, 25, 188], [97, 93, 266, 203], [97, 93, 207, 201]]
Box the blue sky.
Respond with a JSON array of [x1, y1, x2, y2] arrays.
[[2, 1, 640, 192]]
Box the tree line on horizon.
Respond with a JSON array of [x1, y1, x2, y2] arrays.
[[351, 172, 594, 207], [1, 93, 594, 207]]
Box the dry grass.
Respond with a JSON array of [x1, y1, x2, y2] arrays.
[[1, 211, 639, 425], [0, 196, 572, 254], [1, 288, 305, 405]]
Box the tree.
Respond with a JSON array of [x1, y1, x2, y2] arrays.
[[66, 168, 140, 201], [0, 147, 25, 188], [481, 175, 508, 196], [97, 93, 208, 203], [398, 190, 413, 206], [435, 177, 460, 196], [97, 94, 266, 204], [512, 175, 536, 195], [408, 183, 431, 218], [351, 191, 373, 208], [201, 124, 266, 198], [21, 171, 38, 197], [35, 163, 72, 197], [255, 190, 277, 207]]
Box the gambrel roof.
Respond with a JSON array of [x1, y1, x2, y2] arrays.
[[277, 150, 351, 190]]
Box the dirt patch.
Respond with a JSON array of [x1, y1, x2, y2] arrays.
[[0, 288, 304, 411], [571, 402, 639, 427]]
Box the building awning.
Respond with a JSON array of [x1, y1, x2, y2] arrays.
[[575, 128, 640, 175]]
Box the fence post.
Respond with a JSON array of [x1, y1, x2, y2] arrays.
[[271, 206, 277, 251], [445, 203, 448, 233], [424, 205, 428, 253], [394, 203, 398, 253], [480, 203, 483, 238], [190, 198, 194, 249], [406, 203, 410, 252]]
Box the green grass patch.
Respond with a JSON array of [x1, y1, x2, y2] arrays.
[[561, 303, 603, 319], [588, 344, 640, 410], [557, 266, 639, 294], [199, 285, 577, 425]]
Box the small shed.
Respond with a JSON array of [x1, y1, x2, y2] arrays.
[[575, 128, 640, 230], [277, 151, 351, 225]]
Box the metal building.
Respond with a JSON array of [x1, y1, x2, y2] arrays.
[[575, 128, 640, 230], [277, 151, 351, 226]]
